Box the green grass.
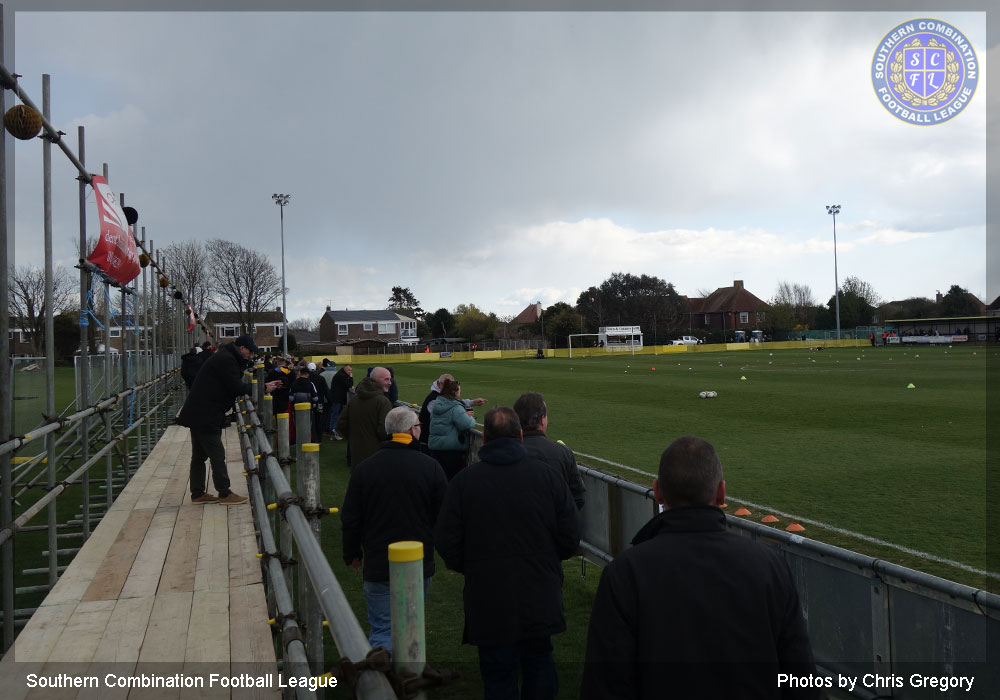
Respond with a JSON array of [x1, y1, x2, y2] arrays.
[[383, 346, 992, 585], [315, 344, 992, 695]]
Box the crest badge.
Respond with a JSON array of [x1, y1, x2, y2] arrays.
[[871, 18, 979, 125]]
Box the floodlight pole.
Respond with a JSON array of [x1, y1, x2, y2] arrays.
[[272, 193, 291, 355], [826, 204, 842, 341]]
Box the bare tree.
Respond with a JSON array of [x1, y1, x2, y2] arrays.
[[9, 264, 77, 356], [288, 317, 318, 332], [161, 240, 212, 319], [205, 239, 283, 334], [771, 281, 818, 329]]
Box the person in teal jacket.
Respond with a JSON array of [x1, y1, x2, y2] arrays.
[[428, 378, 477, 480]]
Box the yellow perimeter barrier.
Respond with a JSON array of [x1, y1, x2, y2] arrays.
[[303, 338, 861, 367]]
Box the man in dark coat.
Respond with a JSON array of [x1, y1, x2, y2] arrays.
[[177, 335, 280, 504], [341, 407, 447, 653], [580, 435, 817, 700], [436, 406, 581, 700], [327, 364, 354, 440], [513, 391, 586, 510], [265, 356, 293, 415], [180, 346, 205, 389], [337, 367, 393, 469]]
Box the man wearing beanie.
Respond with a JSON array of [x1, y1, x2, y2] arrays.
[[178, 334, 280, 504]]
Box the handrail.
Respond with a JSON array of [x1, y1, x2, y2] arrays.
[[0, 369, 178, 458], [239, 397, 396, 700], [0, 391, 173, 547]]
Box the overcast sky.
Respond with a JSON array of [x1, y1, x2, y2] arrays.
[[8, 9, 992, 324]]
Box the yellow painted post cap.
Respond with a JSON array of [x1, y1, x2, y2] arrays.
[[263, 395, 272, 401], [302, 443, 320, 453], [277, 412, 290, 419], [252, 379, 258, 384], [294, 402, 312, 411], [388, 541, 424, 562]]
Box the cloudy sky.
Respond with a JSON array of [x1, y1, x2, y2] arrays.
[[7, 7, 992, 325]]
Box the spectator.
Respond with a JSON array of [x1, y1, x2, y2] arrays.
[[327, 364, 355, 441], [265, 356, 292, 416], [428, 378, 476, 480], [418, 374, 487, 447], [580, 435, 817, 699], [289, 366, 322, 442], [340, 407, 447, 653], [385, 366, 399, 404], [180, 345, 204, 390], [177, 335, 280, 505], [337, 366, 393, 469], [436, 407, 581, 700], [513, 392, 586, 510]]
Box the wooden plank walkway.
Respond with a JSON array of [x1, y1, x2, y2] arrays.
[[0, 425, 280, 700]]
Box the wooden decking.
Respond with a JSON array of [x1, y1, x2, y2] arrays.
[[0, 425, 279, 700]]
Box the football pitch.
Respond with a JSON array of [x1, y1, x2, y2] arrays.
[[389, 344, 993, 589]]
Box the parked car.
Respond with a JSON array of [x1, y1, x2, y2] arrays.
[[671, 336, 700, 345]]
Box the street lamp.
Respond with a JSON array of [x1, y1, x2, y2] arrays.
[[272, 193, 291, 355], [826, 204, 841, 340]]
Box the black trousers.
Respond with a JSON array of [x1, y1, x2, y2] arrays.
[[190, 428, 231, 498]]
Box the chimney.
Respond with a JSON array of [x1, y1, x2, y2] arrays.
[[326, 305, 331, 312], [734, 280, 744, 289], [276, 306, 282, 313], [936, 290, 942, 304]]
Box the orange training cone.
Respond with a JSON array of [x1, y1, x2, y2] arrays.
[[761, 515, 779, 523], [785, 523, 805, 532], [734, 507, 751, 516]]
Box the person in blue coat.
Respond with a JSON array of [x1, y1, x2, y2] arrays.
[[427, 378, 476, 480]]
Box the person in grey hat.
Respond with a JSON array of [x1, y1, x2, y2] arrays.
[[178, 335, 280, 504]]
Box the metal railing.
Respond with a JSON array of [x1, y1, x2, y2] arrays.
[[574, 463, 1000, 699]]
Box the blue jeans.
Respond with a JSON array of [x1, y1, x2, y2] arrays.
[[478, 637, 558, 700], [329, 402, 344, 432], [363, 577, 432, 655]]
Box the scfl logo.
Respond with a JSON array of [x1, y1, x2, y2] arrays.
[[871, 18, 979, 125]]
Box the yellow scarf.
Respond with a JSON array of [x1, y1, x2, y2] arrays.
[[391, 433, 414, 445]]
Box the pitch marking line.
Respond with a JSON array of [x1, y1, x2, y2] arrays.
[[572, 450, 1000, 581]]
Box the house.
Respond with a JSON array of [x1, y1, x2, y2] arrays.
[[318, 308, 418, 344], [686, 280, 768, 335], [202, 309, 285, 352]]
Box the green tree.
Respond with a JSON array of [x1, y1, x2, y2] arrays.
[[425, 308, 456, 337], [938, 285, 981, 317], [825, 276, 881, 329], [576, 272, 688, 340], [453, 303, 494, 341], [880, 297, 937, 320], [387, 286, 425, 320], [545, 306, 584, 348]]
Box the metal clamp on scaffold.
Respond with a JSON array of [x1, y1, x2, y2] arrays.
[[243, 454, 262, 477], [331, 647, 391, 693], [257, 550, 296, 569], [267, 491, 303, 520], [304, 505, 339, 518]]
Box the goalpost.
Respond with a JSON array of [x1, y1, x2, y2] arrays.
[[568, 334, 602, 358]]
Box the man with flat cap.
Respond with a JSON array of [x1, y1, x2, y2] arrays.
[[178, 334, 280, 504]]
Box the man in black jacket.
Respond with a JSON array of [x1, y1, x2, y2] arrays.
[[340, 407, 447, 653], [180, 346, 205, 389], [177, 335, 280, 505], [580, 436, 817, 700], [436, 406, 581, 700], [327, 364, 354, 440], [513, 391, 586, 510]]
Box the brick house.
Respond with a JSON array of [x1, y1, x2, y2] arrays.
[[202, 310, 285, 352], [686, 280, 768, 335], [318, 308, 418, 344]]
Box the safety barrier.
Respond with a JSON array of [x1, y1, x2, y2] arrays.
[[575, 464, 1000, 699]]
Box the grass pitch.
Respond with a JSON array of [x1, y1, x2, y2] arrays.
[[385, 344, 992, 587]]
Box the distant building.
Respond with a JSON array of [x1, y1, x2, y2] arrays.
[[318, 308, 418, 345], [203, 309, 285, 352], [685, 280, 768, 335]]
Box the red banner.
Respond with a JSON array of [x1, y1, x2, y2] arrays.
[[87, 175, 140, 285]]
